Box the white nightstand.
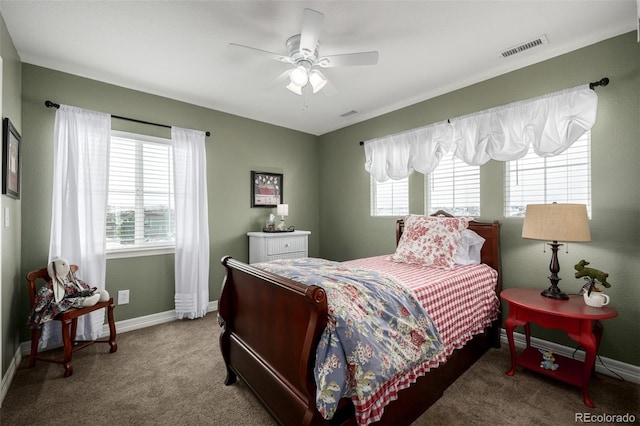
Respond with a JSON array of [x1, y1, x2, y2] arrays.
[[247, 230, 311, 264]]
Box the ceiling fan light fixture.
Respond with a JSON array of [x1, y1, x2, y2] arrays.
[[309, 70, 327, 93], [290, 65, 309, 86], [286, 81, 303, 95]]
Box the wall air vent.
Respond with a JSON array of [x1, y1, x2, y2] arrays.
[[340, 110, 358, 118], [499, 35, 549, 58]]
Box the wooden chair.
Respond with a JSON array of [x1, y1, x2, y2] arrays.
[[27, 265, 117, 377]]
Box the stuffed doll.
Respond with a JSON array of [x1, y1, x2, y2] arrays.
[[539, 349, 558, 371], [28, 258, 110, 329]]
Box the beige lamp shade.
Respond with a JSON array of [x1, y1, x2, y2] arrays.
[[522, 203, 591, 242]]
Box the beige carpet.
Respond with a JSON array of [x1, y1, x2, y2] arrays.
[[1, 313, 637, 425]]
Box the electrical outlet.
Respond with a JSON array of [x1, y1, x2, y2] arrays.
[[118, 289, 130, 305]]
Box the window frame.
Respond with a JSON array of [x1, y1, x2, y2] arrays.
[[504, 131, 592, 219], [370, 175, 409, 217], [106, 130, 175, 259], [425, 152, 481, 217]]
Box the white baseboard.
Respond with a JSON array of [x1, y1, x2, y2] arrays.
[[0, 345, 22, 409], [500, 329, 640, 384], [113, 300, 219, 334], [1, 300, 219, 408], [3, 307, 636, 409], [110, 300, 219, 335]]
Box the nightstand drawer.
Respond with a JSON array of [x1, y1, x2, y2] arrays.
[[266, 251, 307, 262], [266, 236, 307, 255], [247, 230, 311, 264]]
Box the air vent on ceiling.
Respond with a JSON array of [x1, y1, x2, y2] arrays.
[[498, 35, 549, 58], [340, 110, 358, 118]]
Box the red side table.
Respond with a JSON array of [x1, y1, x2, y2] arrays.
[[502, 287, 617, 408]]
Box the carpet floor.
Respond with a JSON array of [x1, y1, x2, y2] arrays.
[[1, 313, 637, 425]]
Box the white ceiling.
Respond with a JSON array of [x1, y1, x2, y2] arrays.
[[0, 1, 636, 136]]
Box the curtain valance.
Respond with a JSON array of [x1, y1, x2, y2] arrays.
[[364, 84, 598, 182], [364, 121, 452, 181]]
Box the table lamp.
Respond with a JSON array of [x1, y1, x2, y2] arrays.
[[521, 203, 591, 300], [276, 204, 288, 230]]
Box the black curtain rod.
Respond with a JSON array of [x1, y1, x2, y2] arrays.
[[44, 100, 211, 137], [359, 77, 610, 146], [589, 77, 609, 89]]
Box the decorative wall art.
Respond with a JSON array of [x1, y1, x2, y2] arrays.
[[2, 117, 21, 199], [251, 171, 283, 207]]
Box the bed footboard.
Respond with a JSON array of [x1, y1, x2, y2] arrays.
[[218, 256, 329, 425]]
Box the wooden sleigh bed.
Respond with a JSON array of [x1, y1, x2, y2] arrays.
[[218, 216, 502, 425]]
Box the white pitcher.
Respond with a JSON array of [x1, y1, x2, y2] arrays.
[[583, 292, 610, 308]]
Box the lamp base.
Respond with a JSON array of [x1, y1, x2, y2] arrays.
[[541, 286, 569, 300]]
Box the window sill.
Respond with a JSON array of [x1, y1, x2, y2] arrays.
[[106, 245, 175, 259]]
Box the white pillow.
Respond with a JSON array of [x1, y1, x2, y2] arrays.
[[454, 229, 485, 265]]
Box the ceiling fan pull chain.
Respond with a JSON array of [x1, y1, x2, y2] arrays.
[[301, 85, 311, 111]]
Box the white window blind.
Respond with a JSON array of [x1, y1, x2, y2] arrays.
[[426, 153, 480, 216], [371, 176, 409, 217], [106, 132, 175, 253], [505, 131, 591, 217]]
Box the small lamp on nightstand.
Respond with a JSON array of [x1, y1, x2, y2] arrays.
[[522, 203, 591, 300], [276, 204, 288, 231]]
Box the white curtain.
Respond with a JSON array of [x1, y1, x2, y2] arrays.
[[365, 121, 452, 182], [452, 85, 598, 165], [363, 85, 598, 180], [172, 127, 210, 319], [45, 105, 111, 349]]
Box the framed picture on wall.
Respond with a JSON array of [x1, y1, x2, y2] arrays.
[[2, 117, 21, 199], [251, 171, 283, 207]]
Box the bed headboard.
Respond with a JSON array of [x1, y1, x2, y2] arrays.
[[395, 216, 502, 291]]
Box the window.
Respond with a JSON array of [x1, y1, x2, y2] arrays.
[[505, 131, 591, 218], [106, 131, 175, 256], [426, 153, 480, 216], [370, 176, 409, 217]]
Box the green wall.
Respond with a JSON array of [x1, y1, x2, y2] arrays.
[[1, 25, 637, 383], [1, 13, 22, 378], [318, 32, 639, 366], [18, 65, 320, 334]]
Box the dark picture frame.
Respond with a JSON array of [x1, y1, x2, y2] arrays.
[[251, 171, 283, 207], [2, 118, 21, 199]]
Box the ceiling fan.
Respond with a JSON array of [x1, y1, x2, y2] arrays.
[[229, 8, 379, 96]]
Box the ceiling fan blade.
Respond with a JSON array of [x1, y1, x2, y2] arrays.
[[317, 51, 379, 68], [228, 43, 292, 64], [262, 69, 292, 90], [317, 73, 338, 96], [299, 8, 324, 56]]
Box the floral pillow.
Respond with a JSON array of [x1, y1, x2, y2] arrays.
[[389, 214, 470, 269]]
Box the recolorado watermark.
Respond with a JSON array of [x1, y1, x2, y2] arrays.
[[575, 412, 636, 423]]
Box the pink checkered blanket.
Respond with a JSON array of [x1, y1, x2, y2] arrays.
[[343, 255, 500, 425]]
